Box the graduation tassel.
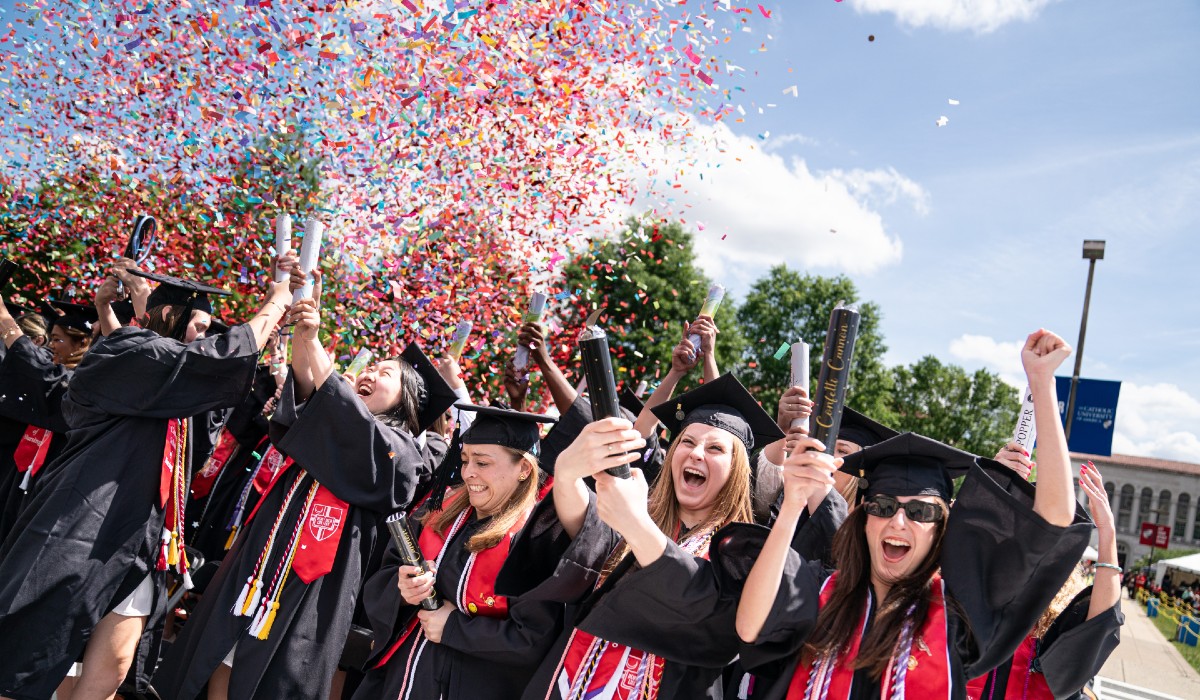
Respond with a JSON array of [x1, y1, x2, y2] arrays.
[[248, 600, 269, 636], [167, 531, 180, 567], [157, 527, 171, 571], [182, 568, 195, 591], [233, 576, 253, 616], [243, 579, 263, 617], [255, 601, 281, 640], [224, 525, 238, 551], [18, 470, 31, 492]]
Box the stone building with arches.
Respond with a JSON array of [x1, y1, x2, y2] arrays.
[[1074, 452, 1200, 568]]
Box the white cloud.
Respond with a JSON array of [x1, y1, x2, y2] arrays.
[[849, 0, 1059, 34], [949, 333, 1024, 386], [948, 333, 1200, 463], [625, 120, 916, 293]]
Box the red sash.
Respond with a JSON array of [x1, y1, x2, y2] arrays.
[[244, 457, 349, 584], [787, 573, 952, 700], [14, 425, 54, 478], [965, 635, 1052, 700], [190, 428, 242, 500], [375, 488, 541, 670]]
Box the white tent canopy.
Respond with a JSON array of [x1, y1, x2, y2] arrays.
[[1154, 552, 1200, 587]]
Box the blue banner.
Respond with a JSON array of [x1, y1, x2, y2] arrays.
[[1056, 376, 1122, 456]]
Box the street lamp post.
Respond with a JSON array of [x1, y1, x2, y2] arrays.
[[1065, 240, 1106, 441]]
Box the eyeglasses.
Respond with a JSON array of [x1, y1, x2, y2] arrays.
[[863, 495, 944, 523]]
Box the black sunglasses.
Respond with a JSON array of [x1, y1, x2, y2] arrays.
[[863, 495, 944, 523]]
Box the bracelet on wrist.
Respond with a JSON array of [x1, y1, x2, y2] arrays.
[[1094, 562, 1122, 574]]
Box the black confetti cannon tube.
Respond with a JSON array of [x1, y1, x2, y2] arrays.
[[809, 303, 861, 454], [385, 513, 440, 611], [578, 325, 631, 478]]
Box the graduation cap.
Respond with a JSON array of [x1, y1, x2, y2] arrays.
[[110, 299, 137, 326], [456, 403, 557, 456], [130, 269, 230, 315], [838, 408, 900, 451], [206, 317, 231, 336], [45, 299, 100, 334], [399, 342, 458, 433], [619, 384, 647, 420], [650, 373, 784, 452], [839, 432, 978, 503]]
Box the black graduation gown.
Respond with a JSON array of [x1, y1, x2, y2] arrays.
[[186, 364, 278, 563], [710, 461, 1094, 700], [971, 587, 1123, 700], [0, 325, 260, 700], [538, 395, 664, 484], [496, 491, 742, 700], [352, 508, 564, 700], [151, 372, 426, 700], [0, 336, 70, 542]]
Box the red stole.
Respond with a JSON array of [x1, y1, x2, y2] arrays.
[[157, 418, 193, 582], [245, 459, 350, 584], [965, 635, 1052, 700], [190, 428, 242, 500], [787, 573, 953, 700], [375, 488, 541, 670], [14, 425, 54, 482]]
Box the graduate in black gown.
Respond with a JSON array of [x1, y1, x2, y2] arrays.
[[0, 263, 290, 700], [151, 290, 456, 700], [353, 403, 564, 700], [496, 373, 785, 700], [965, 449, 1123, 700], [0, 299, 85, 542], [723, 329, 1094, 700]]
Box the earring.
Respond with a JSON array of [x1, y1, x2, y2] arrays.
[[519, 474, 529, 482]]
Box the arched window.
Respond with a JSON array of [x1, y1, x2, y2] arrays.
[[1159, 490, 1173, 525], [1117, 541, 1129, 569], [1140, 488, 1154, 526], [1105, 481, 1116, 511], [1118, 485, 1135, 532], [1175, 494, 1191, 542]]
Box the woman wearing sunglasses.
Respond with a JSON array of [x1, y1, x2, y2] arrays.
[[722, 329, 1093, 699]]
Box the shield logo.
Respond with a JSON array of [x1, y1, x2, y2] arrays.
[[309, 504, 344, 542]]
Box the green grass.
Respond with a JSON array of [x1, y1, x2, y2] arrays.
[[1148, 608, 1200, 674]]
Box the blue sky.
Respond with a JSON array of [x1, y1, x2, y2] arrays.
[[632, 0, 1200, 461], [3, 0, 1197, 460]]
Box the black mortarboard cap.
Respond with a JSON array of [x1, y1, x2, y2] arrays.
[[650, 373, 784, 451], [130, 269, 230, 315], [45, 299, 100, 334], [839, 432, 977, 503], [619, 384, 647, 420], [400, 342, 458, 433], [837, 408, 899, 450], [456, 403, 557, 455], [206, 317, 230, 336]]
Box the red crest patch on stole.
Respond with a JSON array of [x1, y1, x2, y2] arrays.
[[309, 504, 344, 541]]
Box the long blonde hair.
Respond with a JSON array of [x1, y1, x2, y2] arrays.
[[423, 447, 541, 553], [605, 429, 753, 570]]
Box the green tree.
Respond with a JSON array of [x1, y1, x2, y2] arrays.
[[888, 356, 1020, 455], [556, 218, 745, 390], [735, 265, 893, 421]]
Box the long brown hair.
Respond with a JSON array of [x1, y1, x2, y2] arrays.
[[142, 304, 188, 338], [54, 325, 93, 369], [803, 500, 949, 679], [423, 447, 541, 553], [605, 430, 753, 571]]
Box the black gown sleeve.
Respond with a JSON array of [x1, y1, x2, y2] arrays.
[[943, 460, 1094, 678], [495, 490, 622, 603], [576, 541, 747, 669], [67, 325, 260, 419], [1037, 587, 1123, 697], [0, 336, 70, 432], [710, 523, 829, 673], [268, 371, 423, 513]]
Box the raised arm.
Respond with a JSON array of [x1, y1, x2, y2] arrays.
[[523, 321, 577, 414], [1022, 329, 1075, 527], [1079, 462, 1120, 619], [552, 417, 644, 539], [635, 335, 699, 437], [287, 297, 334, 402], [737, 435, 839, 643], [690, 314, 720, 383]]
